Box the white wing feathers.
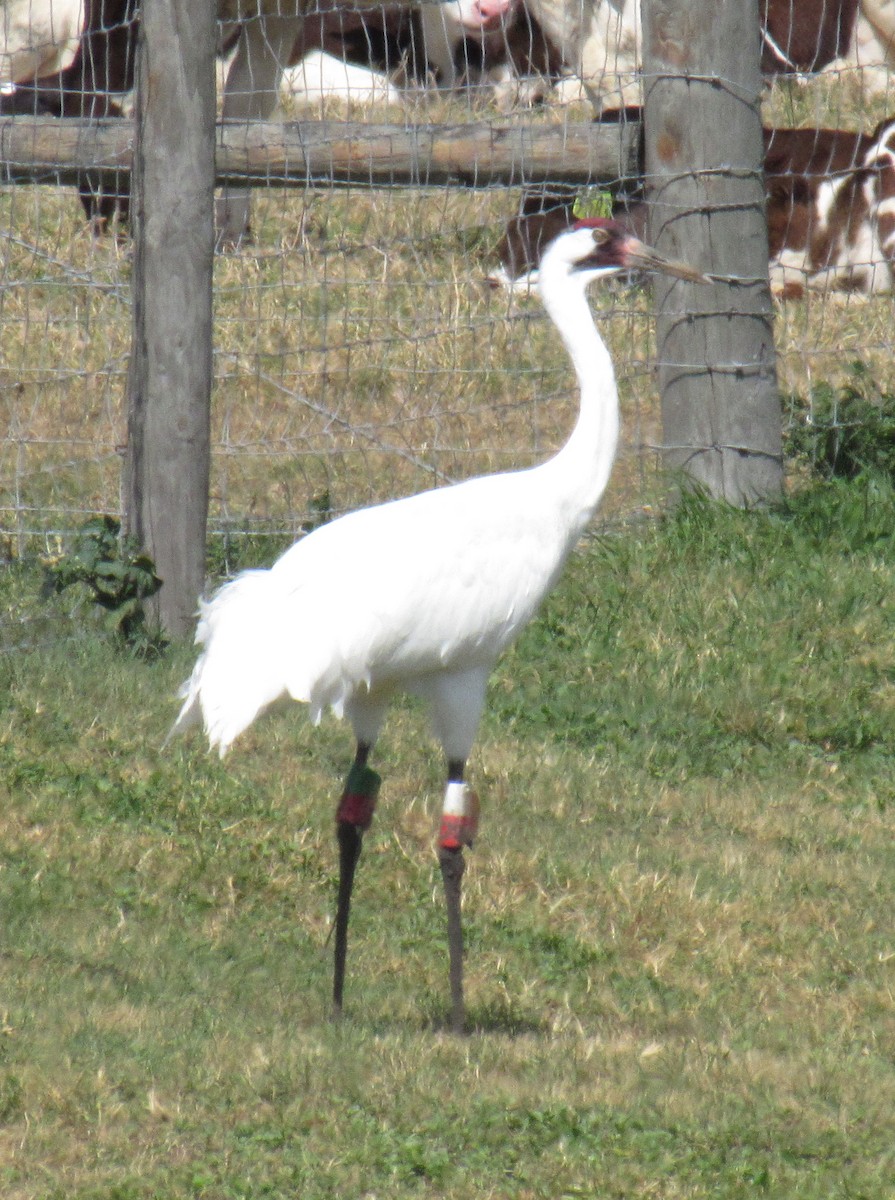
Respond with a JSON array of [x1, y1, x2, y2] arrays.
[[274, 471, 561, 681], [172, 466, 573, 755], [171, 570, 292, 756]]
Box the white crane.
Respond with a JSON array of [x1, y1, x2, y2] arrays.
[[169, 220, 705, 1033]]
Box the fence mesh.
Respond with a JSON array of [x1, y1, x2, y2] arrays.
[[1, 0, 894, 646]]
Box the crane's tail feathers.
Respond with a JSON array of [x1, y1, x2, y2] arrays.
[[167, 570, 293, 757]]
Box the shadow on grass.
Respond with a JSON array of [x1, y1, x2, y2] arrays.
[[467, 1005, 549, 1038], [332, 993, 550, 1038], [418, 999, 550, 1039]]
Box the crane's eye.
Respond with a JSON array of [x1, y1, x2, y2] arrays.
[[591, 228, 610, 248]]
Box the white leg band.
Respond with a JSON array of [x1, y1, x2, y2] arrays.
[[443, 780, 469, 817]]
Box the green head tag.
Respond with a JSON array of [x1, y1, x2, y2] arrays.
[[572, 189, 614, 220]]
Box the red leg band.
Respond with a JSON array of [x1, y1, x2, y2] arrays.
[[336, 792, 377, 831], [336, 763, 381, 831], [439, 812, 478, 850]]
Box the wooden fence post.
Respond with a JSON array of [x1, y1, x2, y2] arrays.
[[642, 0, 783, 505], [125, 0, 216, 637]]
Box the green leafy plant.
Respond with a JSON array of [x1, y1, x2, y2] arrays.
[[43, 516, 164, 655], [301, 489, 333, 533], [784, 360, 895, 480]]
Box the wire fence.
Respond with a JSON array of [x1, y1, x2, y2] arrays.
[[1, 1, 894, 640]]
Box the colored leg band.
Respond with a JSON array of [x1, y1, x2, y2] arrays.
[[336, 763, 381, 830], [439, 782, 479, 850], [439, 813, 478, 850]]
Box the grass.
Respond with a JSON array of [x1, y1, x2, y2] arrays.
[[2, 477, 895, 1197], [2, 67, 895, 1197], [4, 73, 895, 553], [2, 179, 662, 549]]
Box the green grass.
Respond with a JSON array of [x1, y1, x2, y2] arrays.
[[2, 476, 895, 1197], [3, 66, 895, 1196]]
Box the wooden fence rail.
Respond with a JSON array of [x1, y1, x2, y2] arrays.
[[0, 116, 639, 190]]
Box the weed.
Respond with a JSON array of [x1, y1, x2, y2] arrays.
[[785, 360, 895, 481], [43, 515, 164, 656], [300, 489, 334, 533]]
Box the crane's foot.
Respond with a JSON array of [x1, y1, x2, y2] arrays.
[[332, 762, 380, 1019]]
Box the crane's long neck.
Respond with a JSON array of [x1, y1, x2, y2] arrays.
[[539, 271, 620, 532]]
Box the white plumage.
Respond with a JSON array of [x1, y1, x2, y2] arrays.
[[170, 220, 705, 1031], [176, 464, 599, 756]]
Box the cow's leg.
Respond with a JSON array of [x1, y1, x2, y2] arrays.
[[217, 14, 300, 248]]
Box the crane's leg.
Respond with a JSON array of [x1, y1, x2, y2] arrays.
[[332, 742, 380, 1019], [438, 761, 479, 1035]]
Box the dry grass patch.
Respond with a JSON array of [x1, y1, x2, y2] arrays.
[[3, 82, 895, 553]]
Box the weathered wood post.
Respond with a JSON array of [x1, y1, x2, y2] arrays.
[[125, 0, 216, 636], [642, 0, 782, 504]]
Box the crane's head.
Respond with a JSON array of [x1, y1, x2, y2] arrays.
[[539, 218, 709, 290]]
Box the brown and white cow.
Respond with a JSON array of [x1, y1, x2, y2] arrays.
[[3, 0, 894, 241], [766, 118, 895, 297], [760, 0, 861, 72], [0, 0, 83, 87], [0, 0, 541, 236], [489, 115, 895, 299], [285, 0, 564, 104]]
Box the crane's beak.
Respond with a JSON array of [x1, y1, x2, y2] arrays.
[[624, 236, 710, 283]]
